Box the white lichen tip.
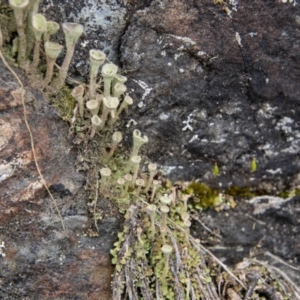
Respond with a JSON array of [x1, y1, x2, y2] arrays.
[[181, 212, 190, 221], [135, 178, 145, 187], [91, 115, 102, 126], [112, 131, 122, 143], [131, 155, 141, 165], [160, 205, 169, 214], [101, 63, 118, 78], [100, 167, 111, 177], [62, 22, 84, 48], [124, 174, 133, 182], [32, 13, 47, 37], [161, 244, 172, 254], [160, 195, 171, 206], [146, 204, 156, 213], [44, 41, 63, 59], [103, 96, 119, 110], [9, 0, 29, 9], [117, 178, 125, 185], [63, 22, 84, 38], [90, 49, 106, 65]]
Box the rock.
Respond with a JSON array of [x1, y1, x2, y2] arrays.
[[0, 60, 119, 299], [1, 0, 300, 298], [119, 0, 300, 194]]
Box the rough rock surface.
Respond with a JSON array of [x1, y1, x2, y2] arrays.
[[120, 0, 300, 194], [1, 0, 300, 298], [0, 60, 119, 299]]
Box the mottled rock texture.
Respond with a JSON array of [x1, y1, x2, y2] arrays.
[[0, 60, 118, 299], [120, 0, 300, 194], [1, 0, 300, 298]]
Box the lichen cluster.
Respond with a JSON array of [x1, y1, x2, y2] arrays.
[[2, 1, 300, 299]]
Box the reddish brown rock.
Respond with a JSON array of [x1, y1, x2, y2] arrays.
[[0, 60, 118, 299]]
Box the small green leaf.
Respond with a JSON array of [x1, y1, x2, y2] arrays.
[[213, 162, 219, 176], [251, 158, 257, 172]]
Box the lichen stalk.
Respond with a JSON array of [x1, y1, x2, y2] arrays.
[[117, 178, 125, 198], [131, 129, 148, 158], [9, 0, 29, 65], [161, 245, 172, 283], [31, 13, 47, 68], [25, 0, 41, 54], [101, 63, 118, 97], [99, 96, 119, 130], [112, 82, 127, 99], [106, 131, 122, 159], [160, 226, 167, 245], [116, 95, 133, 118], [183, 220, 191, 245], [99, 167, 111, 191], [56, 23, 84, 89], [90, 115, 102, 139], [160, 205, 169, 229], [123, 174, 132, 196], [70, 84, 85, 117], [146, 204, 156, 240], [129, 155, 141, 186], [89, 49, 106, 100], [112, 74, 127, 89], [144, 163, 157, 193], [135, 178, 145, 197], [44, 41, 63, 87], [86, 99, 100, 116], [150, 180, 160, 202], [43, 21, 60, 42]]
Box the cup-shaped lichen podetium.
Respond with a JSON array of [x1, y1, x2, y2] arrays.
[[101, 63, 118, 97], [43, 21, 60, 42], [106, 131, 122, 159], [123, 174, 132, 196], [116, 95, 133, 118], [90, 115, 102, 139], [150, 179, 160, 202], [161, 245, 173, 283], [183, 219, 191, 245], [44, 41, 63, 87], [71, 84, 85, 117], [144, 163, 157, 193], [32, 13, 47, 68], [9, 0, 30, 65], [86, 99, 100, 116], [112, 74, 127, 89], [25, 0, 42, 55], [89, 49, 106, 99], [100, 167, 111, 189], [146, 204, 157, 241], [160, 205, 169, 229], [112, 82, 127, 99], [160, 195, 171, 206], [117, 177, 126, 198], [130, 129, 148, 158], [56, 23, 84, 89], [129, 155, 141, 186], [135, 178, 145, 197], [99, 96, 119, 130]]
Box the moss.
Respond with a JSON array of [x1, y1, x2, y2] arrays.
[[0, 5, 15, 43], [226, 185, 255, 198], [185, 182, 221, 209], [279, 187, 300, 199], [49, 85, 76, 121]]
